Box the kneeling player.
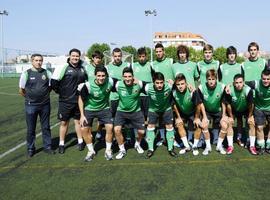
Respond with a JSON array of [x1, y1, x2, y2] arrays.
[[114, 67, 145, 160], [246, 69, 270, 154], [225, 74, 256, 155], [172, 73, 203, 156], [145, 72, 177, 158], [78, 67, 114, 161]]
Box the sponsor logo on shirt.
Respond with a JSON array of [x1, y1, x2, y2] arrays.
[[30, 77, 35, 80], [42, 75, 46, 80], [67, 70, 73, 73]]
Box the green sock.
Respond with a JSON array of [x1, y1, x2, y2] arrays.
[[166, 130, 175, 151], [146, 129, 155, 151], [257, 139, 265, 148], [266, 139, 270, 149]]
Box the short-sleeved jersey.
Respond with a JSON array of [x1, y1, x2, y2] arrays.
[[242, 57, 266, 81], [132, 61, 152, 96], [219, 62, 243, 85], [84, 63, 96, 81], [78, 78, 113, 111], [172, 61, 199, 87], [153, 57, 174, 81], [19, 67, 51, 105], [116, 80, 142, 112], [224, 84, 253, 113], [249, 80, 270, 111], [145, 82, 172, 112], [198, 82, 225, 113], [51, 62, 87, 103], [197, 60, 220, 85], [173, 89, 201, 115], [106, 61, 130, 101]]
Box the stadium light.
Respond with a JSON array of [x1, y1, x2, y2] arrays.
[[144, 9, 157, 66], [0, 10, 8, 78]]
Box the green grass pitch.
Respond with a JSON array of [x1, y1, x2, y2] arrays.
[[0, 78, 269, 200]]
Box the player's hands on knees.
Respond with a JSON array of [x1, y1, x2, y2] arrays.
[[247, 116, 255, 126], [201, 117, 209, 129], [187, 84, 195, 92], [193, 117, 201, 128], [80, 116, 88, 128], [225, 84, 231, 94], [175, 117, 183, 126]]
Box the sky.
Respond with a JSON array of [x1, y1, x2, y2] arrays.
[[1, 0, 270, 55]]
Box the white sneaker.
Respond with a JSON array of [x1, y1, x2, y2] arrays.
[[202, 147, 212, 156], [192, 147, 199, 156], [105, 150, 113, 160], [174, 140, 181, 148], [216, 146, 226, 155], [84, 151, 96, 162], [179, 146, 191, 155], [156, 139, 164, 147], [115, 150, 127, 160], [134, 143, 144, 154]]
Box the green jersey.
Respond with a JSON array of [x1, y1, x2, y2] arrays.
[[106, 61, 130, 100], [242, 57, 266, 81], [85, 63, 96, 80], [132, 61, 152, 96], [219, 62, 242, 85], [116, 80, 142, 112], [153, 57, 174, 81], [199, 82, 225, 113], [145, 82, 172, 112], [80, 78, 113, 111], [197, 59, 220, 85], [173, 89, 198, 115], [172, 61, 199, 87], [225, 84, 252, 113], [253, 80, 270, 111]]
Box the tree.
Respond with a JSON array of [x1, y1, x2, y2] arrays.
[[164, 46, 177, 62], [214, 46, 227, 64], [86, 43, 110, 61], [189, 47, 203, 63], [121, 45, 137, 63]]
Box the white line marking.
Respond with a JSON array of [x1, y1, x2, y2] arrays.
[[0, 122, 60, 159]]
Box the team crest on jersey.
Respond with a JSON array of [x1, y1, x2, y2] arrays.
[[106, 88, 111, 93], [121, 91, 127, 96], [164, 92, 169, 96], [216, 93, 220, 98], [42, 75, 46, 80], [94, 91, 99, 97], [134, 89, 139, 93]]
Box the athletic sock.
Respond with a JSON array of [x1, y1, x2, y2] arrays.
[[59, 140, 64, 146], [217, 137, 224, 149], [78, 138, 83, 144], [119, 144, 125, 152], [166, 129, 175, 151], [205, 139, 211, 149], [106, 142, 112, 151], [146, 128, 155, 151], [87, 143, 94, 152], [193, 139, 199, 148], [266, 139, 270, 149], [249, 136, 256, 147], [227, 136, 233, 147], [257, 139, 265, 148], [181, 136, 190, 148]]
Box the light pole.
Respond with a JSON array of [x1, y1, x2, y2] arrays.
[[145, 9, 157, 66], [0, 10, 8, 78]]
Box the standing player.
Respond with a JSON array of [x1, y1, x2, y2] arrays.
[[225, 74, 256, 154], [51, 48, 87, 154], [172, 45, 200, 143], [113, 67, 145, 159], [78, 66, 114, 161], [132, 47, 152, 121], [246, 69, 270, 154], [197, 69, 229, 155], [152, 43, 174, 145], [106, 48, 130, 118], [19, 54, 54, 157], [197, 44, 220, 85], [85, 50, 103, 80], [242, 42, 267, 82], [172, 73, 204, 156], [145, 72, 177, 158]]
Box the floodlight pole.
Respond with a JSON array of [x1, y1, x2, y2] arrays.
[[0, 10, 8, 78], [145, 9, 157, 66]]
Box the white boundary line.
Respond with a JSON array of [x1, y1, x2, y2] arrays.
[[0, 122, 60, 159]]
